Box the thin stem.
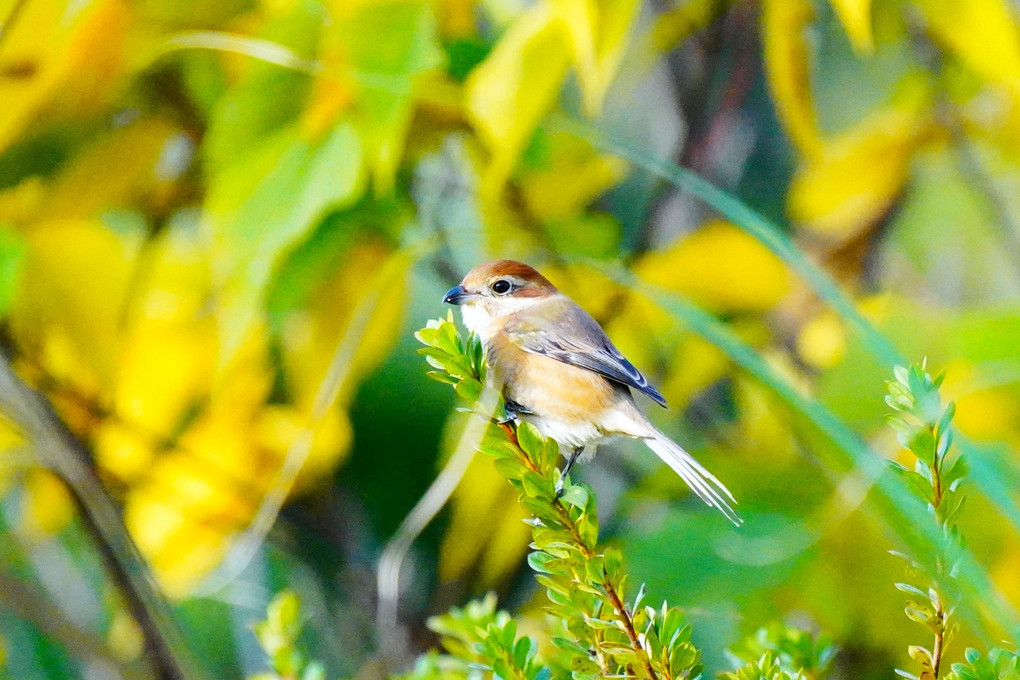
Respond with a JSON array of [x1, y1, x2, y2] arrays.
[[496, 421, 659, 680], [0, 357, 200, 680], [932, 606, 946, 678]]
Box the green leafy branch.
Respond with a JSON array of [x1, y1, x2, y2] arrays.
[[947, 648, 1020, 680], [725, 623, 837, 680], [886, 364, 966, 680], [409, 594, 547, 680], [251, 591, 325, 680], [415, 315, 701, 680]]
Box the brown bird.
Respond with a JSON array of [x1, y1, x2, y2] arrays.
[[444, 260, 740, 524]]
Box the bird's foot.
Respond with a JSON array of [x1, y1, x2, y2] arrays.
[[553, 446, 585, 500]]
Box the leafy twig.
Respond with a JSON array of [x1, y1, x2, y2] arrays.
[[415, 315, 702, 680], [886, 363, 965, 680]]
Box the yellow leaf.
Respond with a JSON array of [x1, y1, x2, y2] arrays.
[[761, 0, 824, 159], [796, 310, 847, 370], [0, 0, 128, 153], [551, 0, 642, 115], [106, 609, 144, 661], [635, 219, 793, 313], [10, 219, 138, 390], [94, 421, 157, 484], [658, 333, 730, 407], [438, 0, 476, 36], [37, 117, 185, 221], [941, 362, 1020, 442], [520, 131, 628, 220], [466, 4, 571, 195], [916, 0, 1020, 86], [646, 0, 733, 56], [732, 356, 802, 460], [0, 178, 45, 224], [255, 405, 352, 492], [787, 85, 932, 241], [475, 492, 533, 587], [829, 0, 873, 53], [992, 540, 1020, 605], [125, 444, 257, 595], [0, 417, 27, 495]]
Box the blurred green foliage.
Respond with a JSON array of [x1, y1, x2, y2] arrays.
[[2, 0, 1020, 677]]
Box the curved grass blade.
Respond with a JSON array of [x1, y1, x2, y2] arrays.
[[555, 116, 1020, 542], [594, 262, 1020, 640]]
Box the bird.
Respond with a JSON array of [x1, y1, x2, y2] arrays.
[[443, 259, 740, 525]]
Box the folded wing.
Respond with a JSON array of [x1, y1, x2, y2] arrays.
[[505, 298, 668, 407]]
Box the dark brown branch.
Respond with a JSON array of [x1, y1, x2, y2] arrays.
[[0, 355, 201, 680]]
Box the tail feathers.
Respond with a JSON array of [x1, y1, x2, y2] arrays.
[[644, 430, 742, 526]]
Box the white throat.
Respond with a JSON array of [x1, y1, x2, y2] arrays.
[[459, 303, 493, 339], [459, 296, 546, 340]]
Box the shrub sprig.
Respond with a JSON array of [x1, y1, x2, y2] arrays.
[[886, 363, 967, 680], [416, 315, 702, 680]]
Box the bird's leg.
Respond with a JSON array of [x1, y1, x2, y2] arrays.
[[498, 398, 531, 425], [555, 446, 585, 497]]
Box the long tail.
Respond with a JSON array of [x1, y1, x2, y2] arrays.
[[644, 429, 742, 525]]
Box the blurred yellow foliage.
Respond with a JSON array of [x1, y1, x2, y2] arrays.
[[942, 362, 1020, 445], [787, 87, 932, 241], [0, 0, 128, 153], [829, 0, 874, 53], [917, 0, 1020, 87], [520, 132, 628, 221], [280, 237, 411, 413], [552, 0, 641, 115], [3, 208, 407, 592], [636, 219, 793, 313], [11, 219, 136, 391], [657, 334, 730, 408], [466, 4, 571, 194], [106, 609, 144, 661], [761, 0, 823, 160], [797, 311, 848, 370], [439, 441, 530, 587], [38, 118, 186, 221]]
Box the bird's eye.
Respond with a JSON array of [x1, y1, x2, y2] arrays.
[[491, 279, 512, 295]]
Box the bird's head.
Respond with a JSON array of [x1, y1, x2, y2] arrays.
[[443, 260, 559, 335]]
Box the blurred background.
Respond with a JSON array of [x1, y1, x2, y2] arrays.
[[1, 0, 1020, 677]]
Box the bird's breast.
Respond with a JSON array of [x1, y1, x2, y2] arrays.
[[487, 334, 617, 422]]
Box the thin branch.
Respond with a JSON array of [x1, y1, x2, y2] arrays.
[[375, 409, 484, 664], [497, 421, 659, 680], [0, 565, 149, 680], [0, 356, 201, 680]]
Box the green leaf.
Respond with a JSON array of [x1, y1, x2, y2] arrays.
[[454, 378, 483, 402], [338, 0, 443, 189], [207, 122, 365, 367], [558, 484, 589, 508], [0, 224, 25, 316], [516, 421, 545, 457], [570, 655, 601, 674]]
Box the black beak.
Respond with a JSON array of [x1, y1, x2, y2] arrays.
[[443, 284, 470, 305]]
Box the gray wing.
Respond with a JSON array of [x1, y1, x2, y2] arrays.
[[506, 299, 667, 407]]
